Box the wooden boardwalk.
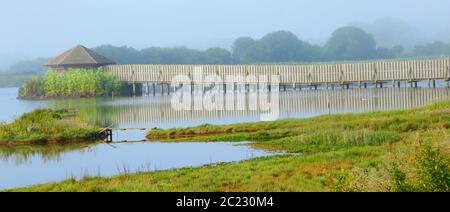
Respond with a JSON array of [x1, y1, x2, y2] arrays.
[[105, 58, 450, 95]]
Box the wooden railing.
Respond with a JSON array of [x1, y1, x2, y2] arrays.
[[104, 58, 450, 85]]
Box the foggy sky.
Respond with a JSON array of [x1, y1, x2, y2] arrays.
[[1, 0, 450, 68]]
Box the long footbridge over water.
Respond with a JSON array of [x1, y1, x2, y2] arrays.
[[105, 58, 450, 95]]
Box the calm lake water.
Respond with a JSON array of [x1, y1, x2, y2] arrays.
[[1, 85, 450, 189]]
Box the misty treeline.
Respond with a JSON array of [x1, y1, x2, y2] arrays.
[[94, 26, 450, 65], [7, 26, 450, 75], [95, 46, 232, 65]]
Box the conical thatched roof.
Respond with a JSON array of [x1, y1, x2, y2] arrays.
[[43, 45, 115, 67]]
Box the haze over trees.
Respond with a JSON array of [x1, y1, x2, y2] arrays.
[[323, 27, 379, 61], [232, 31, 322, 63], [412, 42, 450, 57], [94, 46, 232, 65], [95, 26, 450, 65], [0, 58, 48, 88], [0, 58, 47, 75], [93, 27, 424, 66], [4, 26, 450, 79], [352, 17, 429, 50]]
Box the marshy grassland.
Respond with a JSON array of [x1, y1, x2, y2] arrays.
[[0, 109, 104, 145], [8, 102, 450, 192]]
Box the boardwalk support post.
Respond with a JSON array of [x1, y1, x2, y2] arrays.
[[167, 83, 171, 96], [152, 82, 156, 96], [446, 65, 450, 87]]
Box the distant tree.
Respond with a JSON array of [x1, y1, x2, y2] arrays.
[[138, 47, 166, 63], [390, 45, 405, 57], [240, 41, 265, 64], [375, 45, 405, 59], [376, 47, 395, 59], [232, 37, 256, 64], [324, 27, 378, 61], [202, 48, 232, 64], [94, 45, 140, 64], [94, 45, 232, 65], [352, 17, 428, 51], [234, 31, 320, 64], [144, 47, 203, 64], [7, 58, 48, 74], [412, 42, 450, 57], [257, 31, 305, 62]]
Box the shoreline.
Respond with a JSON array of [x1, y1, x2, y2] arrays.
[[8, 101, 449, 192], [0, 135, 106, 147], [17, 95, 115, 101], [0, 109, 107, 146]]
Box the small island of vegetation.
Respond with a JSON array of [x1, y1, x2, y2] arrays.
[[18, 69, 130, 99], [0, 109, 105, 146]]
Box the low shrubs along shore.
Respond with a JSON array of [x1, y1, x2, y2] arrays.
[[0, 109, 105, 145], [10, 102, 449, 192]]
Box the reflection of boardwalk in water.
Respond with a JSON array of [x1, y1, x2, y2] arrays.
[[287, 88, 450, 114], [105, 88, 450, 125]]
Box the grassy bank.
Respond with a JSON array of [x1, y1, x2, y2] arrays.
[[0, 109, 105, 145], [9, 102, 450, 192]]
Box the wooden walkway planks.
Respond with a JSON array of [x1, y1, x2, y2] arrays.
[[104, 58, 450, 85]]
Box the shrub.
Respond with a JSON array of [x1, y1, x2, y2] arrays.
[[415, 145, 450, 192], [18, 77, 45, 98], [388, 161, 414, 192], [333, 169, 356, 192], [387, 144, 449, 192], [19, 69, 123, 99]]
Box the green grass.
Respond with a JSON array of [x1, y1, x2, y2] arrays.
[[147, 104, 449, 153], [8, 102, 450, 192], [0, 109, 104, 145]]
